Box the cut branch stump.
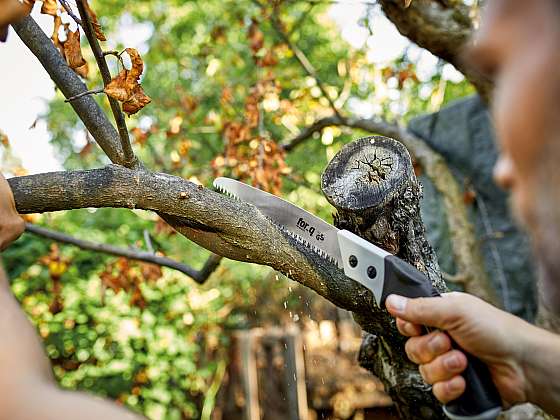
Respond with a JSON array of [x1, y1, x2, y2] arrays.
[[321, 136, 446, 419]]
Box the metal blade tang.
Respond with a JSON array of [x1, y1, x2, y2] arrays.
[[213, 177, 344, 267]]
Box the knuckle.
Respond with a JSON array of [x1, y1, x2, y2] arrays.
[[419, 363, 434, 385], [432, 377, 465, 404], [432, 382, 450, 403], [397, 319, 420, 337], [428, 332, 450, 355], [409, 297, 428, 318], [405, 338, 423, 364]]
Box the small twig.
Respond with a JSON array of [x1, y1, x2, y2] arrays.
[[102, 50, 120, 57], [270, 11, 343, 119], [76, 0, 136, 168], [441, 272, 467, 284], [287, 2, 315, 37], [25, 223, 222, 284], [64, 87, 104, 102], [282, 114, 345, 151], [143, 229, 154, 254], [59, 0, 82, 26]]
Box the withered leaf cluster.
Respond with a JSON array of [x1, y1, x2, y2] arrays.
[[41, 0, 57, 16], [104, 48, 152, 116], [48, 0, 108, 78], [212, 78, 289, 194]]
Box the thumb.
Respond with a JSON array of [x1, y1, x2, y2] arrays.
[[385, 294, 459, 330]]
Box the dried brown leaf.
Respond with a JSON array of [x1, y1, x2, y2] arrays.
[[104, 69, 129, 101], [51, 14, 65, 56], [105, 48, 151, 115], [122, 84, 151, 116], [248, 19, 264, 55], [75, 61, 89, 78], [84, 0, 106, 41], [124, 47, 144, 81], [404, 0, 412, 7], [64, 29, 86, 69], [41, 0, 58, 16]]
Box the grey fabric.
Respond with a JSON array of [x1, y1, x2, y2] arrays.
[[409, 95, 537, 321]]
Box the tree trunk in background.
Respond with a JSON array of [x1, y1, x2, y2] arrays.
[[321, 136, 446, 419]]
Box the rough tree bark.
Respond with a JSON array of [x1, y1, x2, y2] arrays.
[[379, 0, 493, 99], [321, 136, 446, 419]]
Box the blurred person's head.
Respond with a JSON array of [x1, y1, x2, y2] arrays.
[[469, 0, 560, 311]]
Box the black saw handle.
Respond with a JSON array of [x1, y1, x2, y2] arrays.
[[381, 256, 502, 420]]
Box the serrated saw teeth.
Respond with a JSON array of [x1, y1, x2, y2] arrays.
[[214, 183, 239, 200], [213, 177, 344, 268], [283, 228, 340, 267]]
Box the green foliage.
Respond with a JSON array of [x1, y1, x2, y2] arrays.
[[5, 0, 476, 418], [6, 210, 270, 419]]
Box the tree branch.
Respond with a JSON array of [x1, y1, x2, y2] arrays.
[[284, 115, 499, 306], [59, 0, 82, 25], [76, 0, 136, 168], [8, 165, 370, 313], [379, 0, 493, 99], [12, 16, 126, 166], [25, 223, 220, 283]]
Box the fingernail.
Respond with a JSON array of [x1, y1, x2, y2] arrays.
[[444, 355, 461, 370], [448, 377, 463, 392], [386, 294, 407, 314], [428, 335, 444, 353]]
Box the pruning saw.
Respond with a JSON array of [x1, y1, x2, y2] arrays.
[[213, 176, 502, 420]]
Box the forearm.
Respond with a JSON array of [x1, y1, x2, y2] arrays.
[[522, 324, 560, 417], [2, 382, 144, 420], [0, 262, 144, 420]]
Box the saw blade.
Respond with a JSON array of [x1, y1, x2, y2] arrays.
[[213, 177, 343, 267]]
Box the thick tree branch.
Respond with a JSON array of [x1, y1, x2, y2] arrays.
[[379, 0, 493, 99], [76, 0, 136, 168], [12, 16, 125, 166], [284, 115, 499, 306], [25, 223, 221, 283], [8, 166, 370, 313]]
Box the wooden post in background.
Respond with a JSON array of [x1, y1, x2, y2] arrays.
[[284, 327, 308, 420], [239, 330, 260, 420]]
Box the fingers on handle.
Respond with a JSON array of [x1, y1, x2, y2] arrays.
[[432, 376, 466, 404], [418, 350, 467, 384], [396, 318, 422, 337], [386, 294, 461, 330], [404, 331, 451, 364]]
